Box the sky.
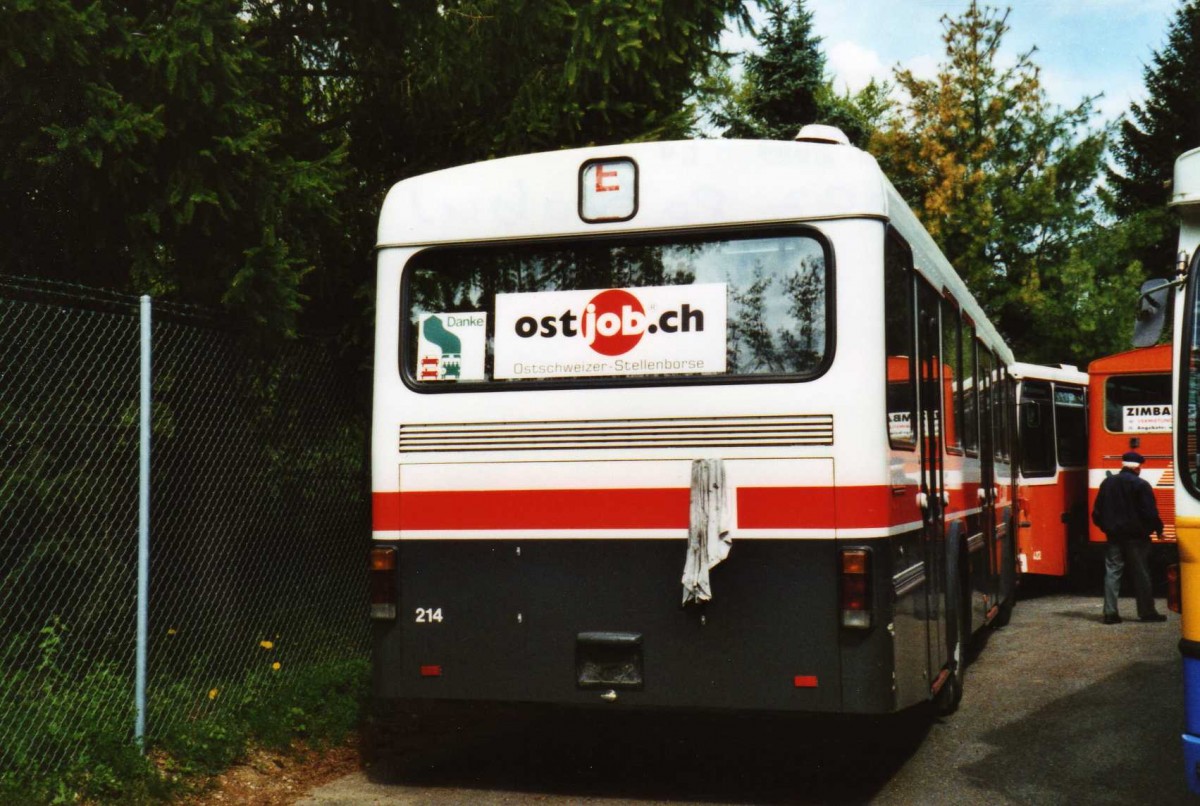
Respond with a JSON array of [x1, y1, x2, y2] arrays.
[[723, 0, 1184, 126]]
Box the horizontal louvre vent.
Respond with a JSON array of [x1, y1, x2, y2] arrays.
[[399, 414, 834, 453]]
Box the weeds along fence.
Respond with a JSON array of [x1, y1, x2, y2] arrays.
[[0, 275, 370, 781]]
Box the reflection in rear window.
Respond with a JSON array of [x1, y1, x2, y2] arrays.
[[403, 231, 830, 387]]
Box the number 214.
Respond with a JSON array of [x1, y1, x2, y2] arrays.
[[414, 607, 443, 623]]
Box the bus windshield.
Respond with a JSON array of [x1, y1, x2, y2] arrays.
[[402, 231, 829, 387]]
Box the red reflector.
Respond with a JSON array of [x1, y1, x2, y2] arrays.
[[793, 675, 819, 688], [420, 665, 443, 677]]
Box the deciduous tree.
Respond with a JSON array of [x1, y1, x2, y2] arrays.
[[2, 0, 749, 340], [1, 0, 345, 338], [869, 1, 1109, 363]]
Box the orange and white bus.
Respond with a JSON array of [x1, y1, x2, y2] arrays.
[[1087, 344, 1176, 547], [370, 127, 1019, 727], [1009, 363, 1089, 578]]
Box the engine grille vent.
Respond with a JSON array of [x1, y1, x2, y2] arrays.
[[398, 414, 834, 453]]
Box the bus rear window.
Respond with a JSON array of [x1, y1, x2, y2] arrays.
[[1104, 374, 1171, 433], [402, 232, 829, 387]]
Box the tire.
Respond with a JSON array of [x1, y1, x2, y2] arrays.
[[991, 599, 1013, 628]]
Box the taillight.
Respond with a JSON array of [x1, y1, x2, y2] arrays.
[[840, 548, 873, 629], [1169, 563, 1182, 614], [370, 546, 397, 620]]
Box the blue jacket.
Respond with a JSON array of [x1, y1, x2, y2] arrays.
[[1091, 467, 1164, 541]]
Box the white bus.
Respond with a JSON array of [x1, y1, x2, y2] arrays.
[[370, 127, 1018, 726]]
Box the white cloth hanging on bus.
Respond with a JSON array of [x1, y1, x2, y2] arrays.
[[681, 458, 733, 605]]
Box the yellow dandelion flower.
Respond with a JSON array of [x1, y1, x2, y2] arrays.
[[260, 640, 274, 650], [167, 628, 177, 636], [208, 688, 218, 700], [272, 662, 281, 671]]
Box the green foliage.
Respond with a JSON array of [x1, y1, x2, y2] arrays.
[[1106, 0, 1200, 284], [2, 0, 751, 344], [0, 619, 170, 804], [705, 0, 885, 146], [817, 79, 893, 148], [154, 657, 369, 777], [0, 1, 347, 341], [869, 1, 1111, 364], [711, 0, 825, 140], [0, 612, 368, 802]]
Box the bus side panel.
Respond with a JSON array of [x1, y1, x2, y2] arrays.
[[1018, 473, 1085, 577], [372, 537, 899, 714], [884, 527, 927, 711]]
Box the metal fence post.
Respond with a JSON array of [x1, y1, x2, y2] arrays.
[[136, 295, 151, 746], [0, 276, 369, 784]]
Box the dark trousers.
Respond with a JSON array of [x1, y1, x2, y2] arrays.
[[1103, 539, 1156, 619]]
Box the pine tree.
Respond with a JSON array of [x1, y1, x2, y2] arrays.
[[707, 0, 886, 145], [1107, 0, 1200, 279], [714, 0, 826, 140]]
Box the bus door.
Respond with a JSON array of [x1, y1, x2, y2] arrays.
[[916, 280, 949, 673], [978, 349, 999, 591]]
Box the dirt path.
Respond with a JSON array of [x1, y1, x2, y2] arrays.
[[183, 743, 362, 805]]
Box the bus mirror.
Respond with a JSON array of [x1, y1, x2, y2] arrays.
[[1132, 279, 1171, 348]]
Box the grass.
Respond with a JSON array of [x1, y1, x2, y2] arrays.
[[0, 630, 369, 805]]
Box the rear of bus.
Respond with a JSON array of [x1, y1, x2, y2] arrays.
[[1087, 345, 1176, 548], [1010, 364, 1088, 578], [371, 137, 937, 720]]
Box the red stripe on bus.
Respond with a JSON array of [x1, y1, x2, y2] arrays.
[[735, 485, 920, 529], [737, 487, 835, 528], [375, 488, 688, 531], [373, 484, 927, 532]]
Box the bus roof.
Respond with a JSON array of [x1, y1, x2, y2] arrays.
[[378, 137, 1012, 364], [377, 139, 888, 247], [1008, 362, 1088, 385], [1086, 343, 1171, 375]]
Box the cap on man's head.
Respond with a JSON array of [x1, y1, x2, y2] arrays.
[[1122, 451, 1146, 467]]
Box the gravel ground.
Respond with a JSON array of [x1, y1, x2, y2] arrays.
[[298, 588, 1190, 805]]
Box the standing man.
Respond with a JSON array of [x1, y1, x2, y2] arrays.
[[1091, 451, 1168, 624]]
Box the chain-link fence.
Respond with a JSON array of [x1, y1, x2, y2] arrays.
[[0, 275, 370, 781]]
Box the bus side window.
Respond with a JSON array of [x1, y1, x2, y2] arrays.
[[999, 365, 1012, 461], [1054, 384, 1086, 467], [962, 320, 978, 455], [1019, 380, 1055, 477], [885, 232, 916, 450], [942, 297, 963, 454], [988, 351, 1005, 462], [978, 343, 995, 458]]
